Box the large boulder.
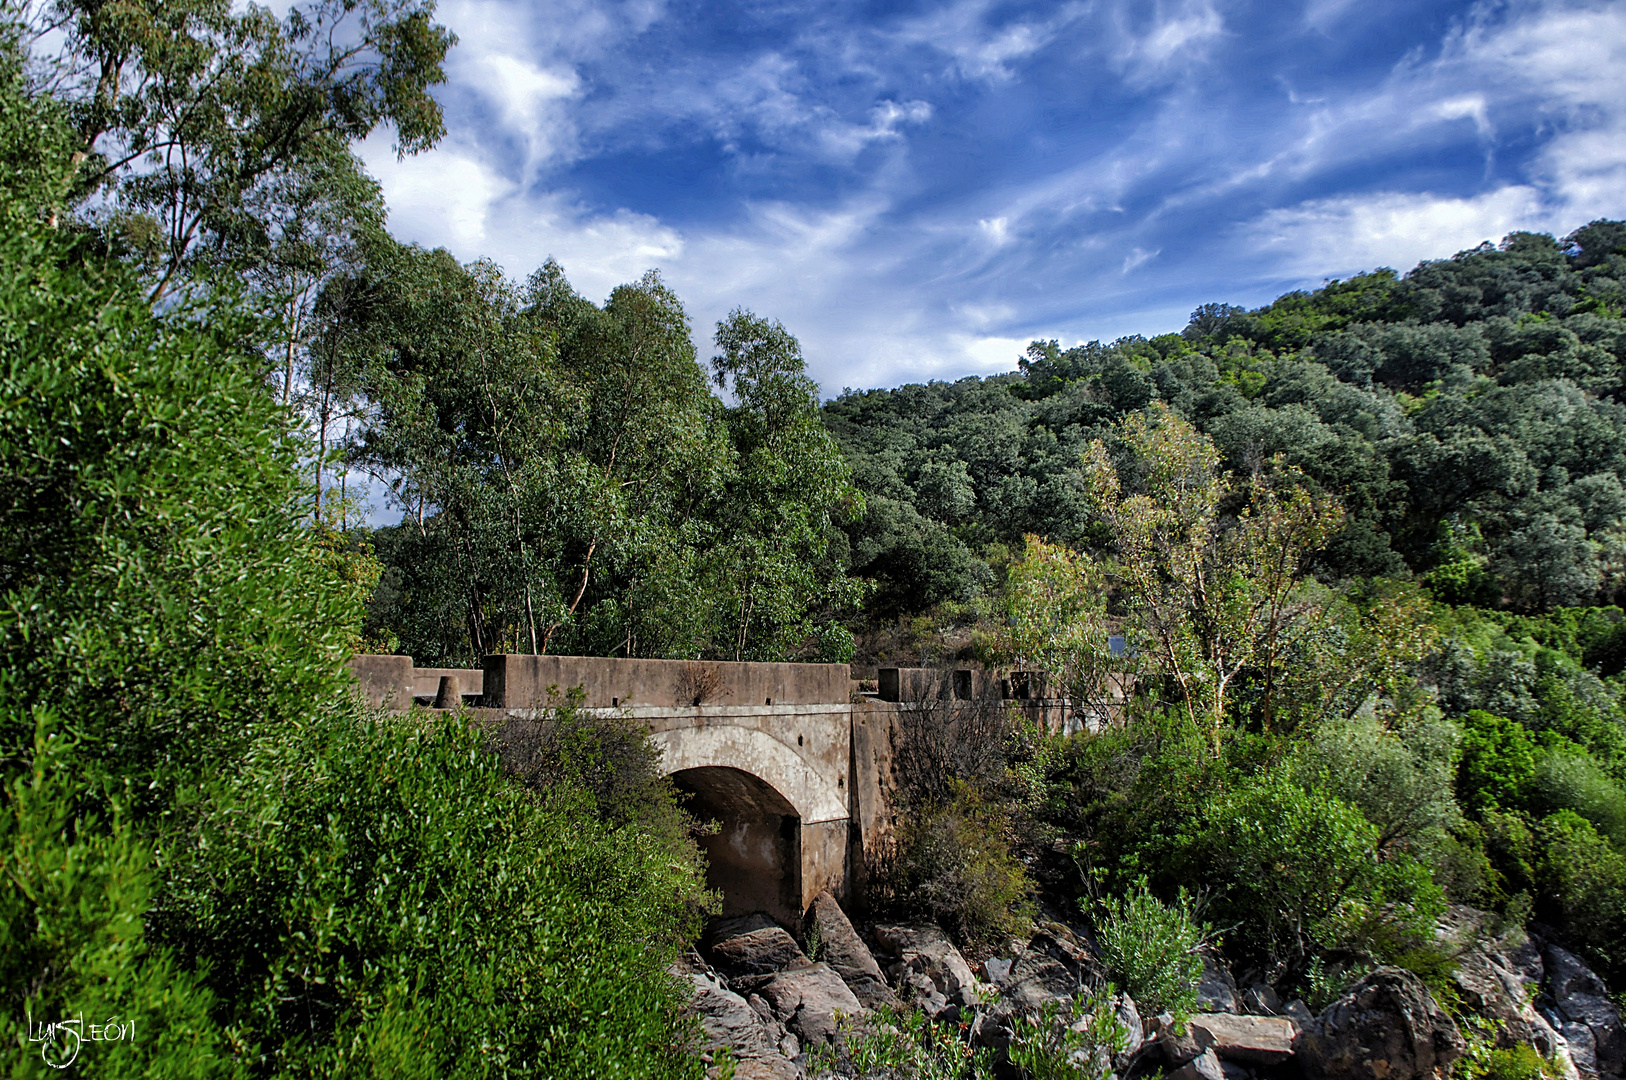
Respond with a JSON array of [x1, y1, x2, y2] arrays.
[[1293, 967, 1465, 1080], [872, 924, 981, 1010], [706, 914, 809, 980], [998, 949, 1080, 1014], [756, 962, 865, 1047], [1446, 930, 1577, 1075], [994, 926, 1095, 1014], [806, 891, 896, 1010], [1152, 1011, 1217, 1067], [674, 957, 801, 1080], [1187, 1013, 1296, 1067], [1542, 942, 1626, 1080], [1166, 1048, 1226, 1080]]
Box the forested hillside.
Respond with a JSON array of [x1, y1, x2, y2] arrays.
[[827, 223, 1626, 618]]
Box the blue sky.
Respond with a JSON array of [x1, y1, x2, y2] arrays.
[[361, 0, 1626, 393]]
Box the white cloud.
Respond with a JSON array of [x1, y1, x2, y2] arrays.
[[462, 53, 580, 169], [818, 99, 934, 157], [978, 216, 1012, 246], [891, 0, 1087, 81], [364, 138, 516, 250], [1113, 0, 1225, 84], [1122, 246, 1159, 274], [1434, 94, 1493, 140], [1250, 187, 1549, 277]]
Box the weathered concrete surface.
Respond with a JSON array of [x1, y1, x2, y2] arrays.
[[346, 654, 413, 710], [412, 666, 482, 699], [849, 701, 897, 907], [647, 707, 850, 825], [878, 667, 1005, 702], [641, 701, 853, 924], [344, 657, 483, 708], [482, 654, 849, 710]]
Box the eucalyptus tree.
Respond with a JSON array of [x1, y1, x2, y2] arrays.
[[352, 259, 867, 665], [708, 309, 867, 661], [28, 0, 451, 302]]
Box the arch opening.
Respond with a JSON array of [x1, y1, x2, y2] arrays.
[[672, 766, 801, 926]]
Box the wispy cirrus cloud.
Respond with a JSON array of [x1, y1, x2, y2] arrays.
[[361, 0, 1626, 394]]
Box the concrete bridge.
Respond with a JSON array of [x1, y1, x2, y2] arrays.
[[348, 654, 1067, 927]]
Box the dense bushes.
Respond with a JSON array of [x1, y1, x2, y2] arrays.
[[0, 72, 708, 1075], [156, 711, 706, 1077], [875, 788, 1035, 953]]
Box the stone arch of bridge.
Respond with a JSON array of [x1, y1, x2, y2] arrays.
[[649, 725, 846, 824], [654, 726, 847, 927]]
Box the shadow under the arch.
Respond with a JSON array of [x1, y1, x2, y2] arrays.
[[672, 765, 803, 928]]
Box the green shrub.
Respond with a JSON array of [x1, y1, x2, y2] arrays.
[[1301, 955, 1372, 1014], [1536, 810, 1626, 981], [1484, 1045, 1552, 1080], [877, 787, 1035, 952], [812, 1005, 991, 1079], [1294, 713, 1462, 862], [1164, 771, 1444, 973], [1090, 882, 1206, 1020], [156, 711, 708, 1078], [1458, 711, 1541, 813], [1533, 751, 1626, 845], [1007, 988, 1129, 1080]]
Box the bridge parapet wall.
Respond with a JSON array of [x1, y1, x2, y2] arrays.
[[481, 654, 848, 710]]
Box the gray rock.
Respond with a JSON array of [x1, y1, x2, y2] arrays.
[[707, 914, 808, 979], [1197, 955, 1240, 1014], [757, 962, 865, 1047], [1167, 1048, 1226, 1080], [1187, 1013, 1296, 1066], [997, 948, 1079, 1013], [983, 957, 1013, 985], [1157, 1015, 1219, 1066], [1101, 992, 1143, 1073], [899, 970, 953, 1019], [805, 891, 894, 1011], [1557, 1017, 1598, 1078], [1219, 1061, 1254, 1080], [1283, 999, 1314, 1029], [872, 924, 981, 1009], [1240, 983, 1281, 1016], [1293, 967, 1465, 1080], [992, 925, 1100, 1014], [1543, 942, 1626, 1079], [677, 965, 800, 1080]]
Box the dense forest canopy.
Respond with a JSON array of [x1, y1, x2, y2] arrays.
[[826, 222, 1626, 619]]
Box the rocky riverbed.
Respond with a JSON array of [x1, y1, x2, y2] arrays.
[[678, 894, 1625, 1080]]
